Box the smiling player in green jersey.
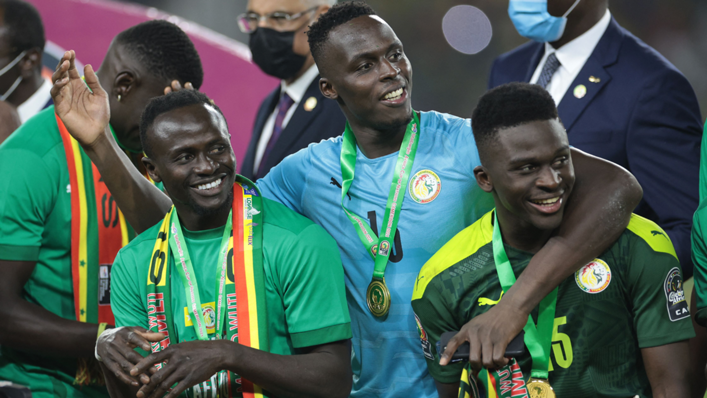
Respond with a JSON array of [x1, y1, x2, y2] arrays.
[[412, 83, 694, 398]]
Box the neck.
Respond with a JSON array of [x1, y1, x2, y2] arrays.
[[176, 203, 231, 232], [6, 73, 43, 108], [495, 207, 553, 254], [284, 55, 314, 85], [550, 5, 607, 49], [351, 122, 408, 159]]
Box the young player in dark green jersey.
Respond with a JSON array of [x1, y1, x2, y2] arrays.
[[412, 83, 694, 398]]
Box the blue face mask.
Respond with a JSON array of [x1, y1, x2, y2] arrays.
[[508, 0, 581, 43]]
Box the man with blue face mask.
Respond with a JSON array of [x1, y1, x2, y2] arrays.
[[239, 0, 346, 180], [489, 0, 702, 284], [0, 0, 51, 142]]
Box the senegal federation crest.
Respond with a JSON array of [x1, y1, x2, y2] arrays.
[[575, 258, 611, 294], [409, 169, 441, 204], [203, 305, 216, 330]]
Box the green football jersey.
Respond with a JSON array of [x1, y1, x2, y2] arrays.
[[0, 107, 107, 398], [112, 197, 352, 397], [412, 211, 695, 398]]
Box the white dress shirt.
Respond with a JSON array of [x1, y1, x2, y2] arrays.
[[17, 78, 52, 123], [253, 64, 320, 172], [530, 9, 612, 105]]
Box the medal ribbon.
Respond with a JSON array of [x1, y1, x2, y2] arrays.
[[492, 210, 557, 380], [147, 178, 268, 398], [339, 112, 420, 280]]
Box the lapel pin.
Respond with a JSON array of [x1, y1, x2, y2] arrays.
[[588, 76, 601, 83], [304, 97, 317, 112], [574, 84, 587, 99]]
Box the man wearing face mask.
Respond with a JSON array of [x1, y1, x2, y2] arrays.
[[239, 0, 346, 180], [0, 0, 51, 139], [489, 0, 703, 281]]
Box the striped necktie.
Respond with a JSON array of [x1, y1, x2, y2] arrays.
[[537, 52, 561, 89]]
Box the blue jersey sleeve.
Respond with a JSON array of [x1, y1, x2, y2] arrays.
[[256, 148, 311, 214]]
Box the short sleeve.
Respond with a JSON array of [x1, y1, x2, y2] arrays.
[[271, 223, 351, 348], [411, 286, 466, 384], [692, 204, 707, 326], [256, 147, 311, 214], [111, 249, 148, 330], [0, 148, 58, 261], [626, 232, 696, 348]]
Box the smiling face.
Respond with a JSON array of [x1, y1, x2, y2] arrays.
[[144, 103, 236, 220], [317, 15, 412, 132], [475, 119, 575, 233]]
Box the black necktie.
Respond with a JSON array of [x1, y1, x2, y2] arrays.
[[537, 53, 561, 89]]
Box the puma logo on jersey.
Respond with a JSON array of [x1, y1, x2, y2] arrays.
[[478, 291, 503, 306], [651, 230, 668, 239], [330, 177, 351, 200]]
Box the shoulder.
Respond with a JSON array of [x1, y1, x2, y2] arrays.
[[420, 110, 471, 138], [621, 213, 678, 260], [493, 40, 541, 66], [0, 106, 62, 158], [413, 211, 494, 300], [262, 197, 331, 239], [116, 221, 163, 265]]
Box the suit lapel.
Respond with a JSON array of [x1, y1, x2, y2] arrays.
[[240, 86, 280, 177], [557, 18, 622, 131], [525, 43, 545, 82], [265, 77, 324, 168]]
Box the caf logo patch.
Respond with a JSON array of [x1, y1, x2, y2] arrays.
[[414, 314, 434, 360], [575, 258, 612, 294], [409, 169, 441, 204], [664, 267, 690, 322], [379, 241, 391, 257]]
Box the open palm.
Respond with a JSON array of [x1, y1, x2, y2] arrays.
[[50, 50, 110, 147]]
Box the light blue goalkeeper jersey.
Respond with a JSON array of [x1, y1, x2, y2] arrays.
[[257, 111, 493, 398]]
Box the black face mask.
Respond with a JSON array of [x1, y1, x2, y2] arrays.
[[249, 28, 307, 80]]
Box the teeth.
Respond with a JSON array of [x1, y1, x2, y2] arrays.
[[196, 178, 222, 191], [531, 197, 560, 205], [383, 88, 403, 100]]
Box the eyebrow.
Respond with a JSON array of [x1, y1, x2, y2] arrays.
[[508, 145, 570, 164], [349, 40, 402, 63]]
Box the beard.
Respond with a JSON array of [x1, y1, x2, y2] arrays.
[[191, 188, 234, 217]]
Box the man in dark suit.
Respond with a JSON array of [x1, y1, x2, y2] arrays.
[[490, 0, 702, 278], [239, 0, 346, 180]]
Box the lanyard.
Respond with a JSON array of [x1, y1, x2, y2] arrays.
[[168, 207, 233, 341], [492, 211, 557, 379], [339, 112, 420, 316]]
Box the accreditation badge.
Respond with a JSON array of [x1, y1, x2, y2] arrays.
[[366, 278, 391, 317]]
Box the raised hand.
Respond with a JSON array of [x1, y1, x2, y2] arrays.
[[50, 50, 110, 148]]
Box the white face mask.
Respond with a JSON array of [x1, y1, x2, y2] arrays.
[[0, 50, 27, 101]]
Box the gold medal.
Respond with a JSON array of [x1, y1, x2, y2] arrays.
[[527, 378, 555, 398], [366, 278, 391, 317]]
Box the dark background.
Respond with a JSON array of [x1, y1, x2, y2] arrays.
[[115, 0, 707, 122]]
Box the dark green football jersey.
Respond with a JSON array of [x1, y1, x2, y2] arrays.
[[411, 211, 695, 398]]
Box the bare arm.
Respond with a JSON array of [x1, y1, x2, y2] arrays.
[[50, 50, 171, 233], [643, 341, 691, 398], [132, 339, 352, 398], [0, 260, 99, 357], [442, 149, 642, 370]]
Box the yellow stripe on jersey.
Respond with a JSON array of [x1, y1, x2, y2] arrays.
[[412, 211, 494, 301], [626, 213, 678, 260]]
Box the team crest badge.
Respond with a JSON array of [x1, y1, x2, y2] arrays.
[[409, 169, 441, 204], [414, 314, 434, 360], [575, 258, 611, 294], [664, 267, 690, 322], [203, 305, 216, 330]]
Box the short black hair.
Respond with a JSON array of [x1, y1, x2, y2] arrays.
[[306, 1, 375, 61], [0, 0, 45, 57], [140, 90, 226, 157], [472, 82, 559, 147], [115, 20, 203, 89]]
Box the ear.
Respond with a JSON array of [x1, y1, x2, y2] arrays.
[[142, 156, 162, 183], [112, 71, 137, 101], [19, 48, 42, 78], [473, 165, 493, 193], [319, 77, 338, 100]]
